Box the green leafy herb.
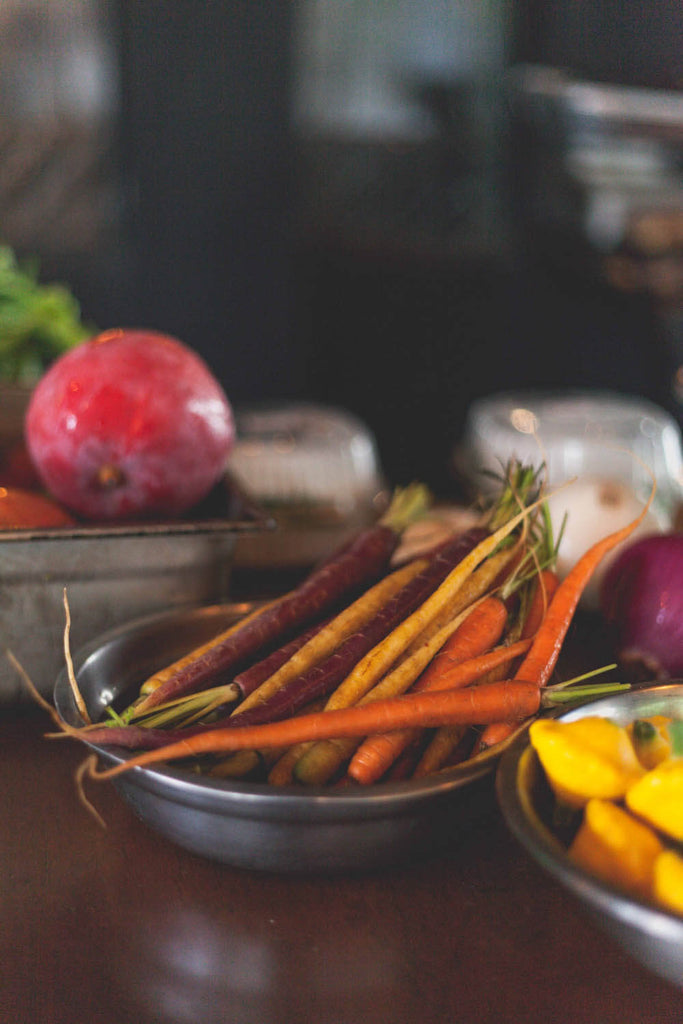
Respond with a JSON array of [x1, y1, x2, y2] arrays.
[[0, 245, 92, 383]]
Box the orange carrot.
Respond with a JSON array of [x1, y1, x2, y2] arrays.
[[90, 678, 542, 780], [470, 568, 560, 756], [348, 633, 531, 785], [470, 720, 519, 756], [514, 492, 653, 688], [413, 596, 508, 690]]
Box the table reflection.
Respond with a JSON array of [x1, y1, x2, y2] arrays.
[[101, 887, 409, 1023]]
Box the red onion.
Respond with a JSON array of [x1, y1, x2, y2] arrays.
[[599, 533, 683, 680]]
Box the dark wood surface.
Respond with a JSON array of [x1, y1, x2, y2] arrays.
[[1, 610, 682, 1024]]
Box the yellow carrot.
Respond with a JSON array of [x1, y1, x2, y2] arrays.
[[268, 741, 316, 786], [412, 724, 469, 777], [401, 544, 517, 658]]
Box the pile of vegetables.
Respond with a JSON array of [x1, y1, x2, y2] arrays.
[[51, 459, 654, 790], [529, 712, 683, 917]]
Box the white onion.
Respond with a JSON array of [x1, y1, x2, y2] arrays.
[[547, 477, 668, 608]]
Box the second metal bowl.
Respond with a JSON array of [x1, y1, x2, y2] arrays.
[[496, 685, 683, 989]]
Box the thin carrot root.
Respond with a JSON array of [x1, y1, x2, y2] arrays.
[[62, 588, 91, 725], [75, 755, 107, 829], [5, 648, 59, 720]]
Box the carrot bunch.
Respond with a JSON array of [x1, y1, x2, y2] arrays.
[[59, 461, 653, 788]]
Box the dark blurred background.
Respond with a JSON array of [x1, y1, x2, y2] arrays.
[[1, 0, 681, 494]]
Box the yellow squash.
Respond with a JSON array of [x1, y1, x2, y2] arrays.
[[653, 850, 683, 916], [529, 716, 645, 809], [568, 798, 663, 901], [626, 759, 683, 842]]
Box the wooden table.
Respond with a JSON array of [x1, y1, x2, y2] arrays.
[[1, 695, 681, 1024]]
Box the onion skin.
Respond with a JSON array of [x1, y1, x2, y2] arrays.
[[599, 533, 683, 680]]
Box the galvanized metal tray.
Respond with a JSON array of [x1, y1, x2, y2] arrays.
[[1, 475, 272, 704], [53, 602, 505, 874]]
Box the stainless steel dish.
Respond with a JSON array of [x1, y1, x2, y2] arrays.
[[53, 602, 506, 874], [496, 685, 683, 989], [1, 476, 271, 705]]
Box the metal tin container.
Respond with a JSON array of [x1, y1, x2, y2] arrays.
[[0, 478, 271, 705]]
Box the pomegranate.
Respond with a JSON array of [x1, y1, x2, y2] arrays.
[[25, 329, 235, 521]]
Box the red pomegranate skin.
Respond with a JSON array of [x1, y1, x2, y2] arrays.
[[25, 329, 235, 521]]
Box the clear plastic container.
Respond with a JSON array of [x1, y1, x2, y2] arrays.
[[460, 390, 683, 605], [229, 403, 387, 568], [230, 403, 384, 521]]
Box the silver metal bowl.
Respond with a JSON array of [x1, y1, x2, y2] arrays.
[[496, 685, 683, 989], [53, 603, 509, 874]]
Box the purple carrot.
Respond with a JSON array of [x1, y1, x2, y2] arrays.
[[234, 617, 331, 697], [79, 723, 198, 750], [132, 486, 429, 713]]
